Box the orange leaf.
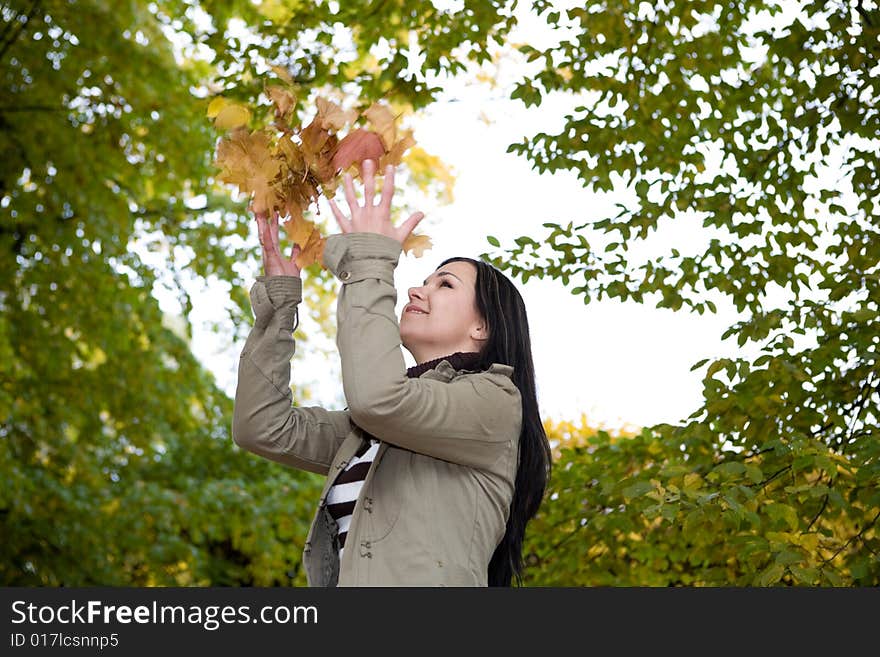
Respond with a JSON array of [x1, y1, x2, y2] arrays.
[[331, 129, 385, 173]]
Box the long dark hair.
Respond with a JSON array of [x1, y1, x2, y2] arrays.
[[437, 256, 553, 587]]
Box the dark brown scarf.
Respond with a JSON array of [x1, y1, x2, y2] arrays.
[[405, 351, 483, 378]]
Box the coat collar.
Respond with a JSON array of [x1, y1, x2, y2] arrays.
[[416, 358, 515, 383]]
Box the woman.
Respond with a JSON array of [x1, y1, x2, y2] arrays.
[[233, 159, 552, 586]]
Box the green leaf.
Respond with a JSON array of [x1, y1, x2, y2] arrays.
[[821, 568, 845, 586], [621, 480, 654, 499], [774, 549, 803, 566], [789, 565, 819, 585], [765, 503, 799, 531], [756, 562, 785, 586], [744, 464, 764, 484], [712, 461, 746, 478]]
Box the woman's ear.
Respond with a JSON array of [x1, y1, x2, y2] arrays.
[[472, 325, 489, 342]]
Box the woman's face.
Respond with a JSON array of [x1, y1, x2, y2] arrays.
[[400, 260, 488, 363]]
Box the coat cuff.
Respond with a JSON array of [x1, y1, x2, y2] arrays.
[[256, 275, 303, 307], [322, 233, 403, 284], [250, 275, 301, 331]]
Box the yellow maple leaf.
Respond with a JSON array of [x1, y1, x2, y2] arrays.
[[250, 179, 278, 216], [364, 102, 399, 149], [282, 215, 318, 248], [402, 232, 432, 257], [282, 216, 326, 270], [216, 128, 281, 213], [315, 96, 357, 132], [206, 96, 229, 118], [214, 103, 252, 130], [276, 133, 305, 172], [379, 128, 416, 169]]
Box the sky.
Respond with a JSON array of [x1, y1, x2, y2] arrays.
[[142, 0, 847, 433]]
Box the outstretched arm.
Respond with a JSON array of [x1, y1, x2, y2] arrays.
[[322, 160, 521, 473], [232, 211, 351, 475]]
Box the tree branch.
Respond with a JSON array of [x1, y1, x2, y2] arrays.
[[804, 493, 828, 533], [820, 508, 880, 566], [755, 464, 792, 491], [0, 0, 42, 64], [855, 0, 874, 29]]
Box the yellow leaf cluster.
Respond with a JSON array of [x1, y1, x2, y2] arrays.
[[208, 83, 432, 271]]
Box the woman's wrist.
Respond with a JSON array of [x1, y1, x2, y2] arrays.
[[262, 275, 303, 308]]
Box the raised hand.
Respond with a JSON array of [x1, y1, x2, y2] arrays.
[[327, 159, 425, 244], [253, 207, 302, 278]]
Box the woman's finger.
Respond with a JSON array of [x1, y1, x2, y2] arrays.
[[398, 210, 426, 243], [342, 172, 359, 216], [379, 164, 394, 212], [328, 197, 352, 233], [256, 213, 274, 270], [256, 211, 268, 245], [269, 211, 281, 255], [263, 212, 276, 260], [363, 159, 375, 207]]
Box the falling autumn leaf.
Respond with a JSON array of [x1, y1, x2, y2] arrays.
[[215, 127, 281, 214], [402, 232, 432, 257], [214, 103, 252, 130], [380, 128, 417, 170], [299, 117, 333, 164]]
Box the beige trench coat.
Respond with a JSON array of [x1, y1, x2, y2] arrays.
[[232, 231, 522, 586]]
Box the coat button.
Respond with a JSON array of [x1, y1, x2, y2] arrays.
[[340, 270, 351, 281]]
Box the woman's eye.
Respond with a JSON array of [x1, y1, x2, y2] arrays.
[[441, 281, 452, 288]]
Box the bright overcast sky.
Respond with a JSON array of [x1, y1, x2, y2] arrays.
[[144, 0, 848, 433]]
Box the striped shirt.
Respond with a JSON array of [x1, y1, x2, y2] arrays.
[[326, 437, 380, 561], [325, 351, 483, 563]]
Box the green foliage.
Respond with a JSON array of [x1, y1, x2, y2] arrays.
[[485, 1, 879, 585], [524, 416, 878, 586]]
